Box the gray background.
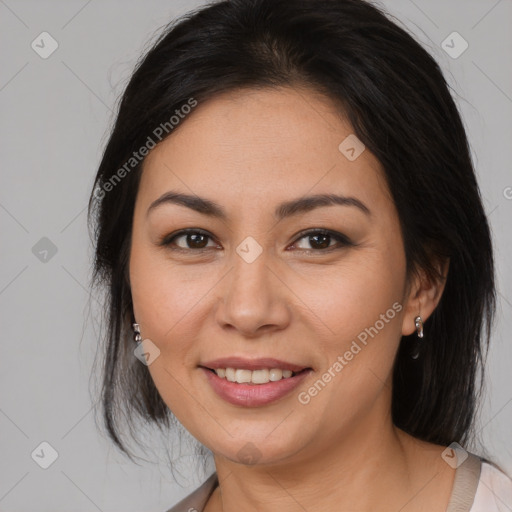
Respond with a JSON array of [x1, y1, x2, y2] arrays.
[[1, 0, 511, 510]]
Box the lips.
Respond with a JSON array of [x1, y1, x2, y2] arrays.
[[199, 357, 313, 407], [199, 357, 310, 373]]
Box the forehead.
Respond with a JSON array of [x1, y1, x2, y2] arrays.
[[138, 86, 391, 215]]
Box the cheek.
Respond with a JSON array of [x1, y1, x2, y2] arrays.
[[299, 244, 406, 408], [128, 245, 208, 415], [303, 246, 405, 346], [129, 243, 222, 363]]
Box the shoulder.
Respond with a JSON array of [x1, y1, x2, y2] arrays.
[[470, 461, 512, 511], [164, 472, 218, 512]]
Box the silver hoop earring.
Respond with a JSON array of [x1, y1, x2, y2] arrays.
[[132, 322, 142, 343], [414, 316, 424, 338], [410, 316, 424, 360]]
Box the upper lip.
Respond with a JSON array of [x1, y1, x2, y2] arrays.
[[200, 357, 310, 372]]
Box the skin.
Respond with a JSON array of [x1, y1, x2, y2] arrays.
[[129, 86, 453, 511]]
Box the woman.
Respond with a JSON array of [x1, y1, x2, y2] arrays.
[[87, 0, 511, 510]]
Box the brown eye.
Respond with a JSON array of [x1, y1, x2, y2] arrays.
[[161, 229, 218, 250], [291, 229, 353, 252], [307, 233, 331, 250], [184, 233, 209, 248]]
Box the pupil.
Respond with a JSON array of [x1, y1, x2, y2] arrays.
[[189, 233, 208, 248], [311, 234, 330, 249]]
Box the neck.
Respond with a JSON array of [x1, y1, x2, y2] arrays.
[[207, 413, 454, 512]]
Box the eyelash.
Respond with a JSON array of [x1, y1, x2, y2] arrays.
[[158, 228, 354, 254]]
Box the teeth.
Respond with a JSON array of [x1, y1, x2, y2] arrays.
[[270, 369, 283, 381], [252, 369, 270, 384], [214, 367, 295, 384], [235, 369, 252, 383]]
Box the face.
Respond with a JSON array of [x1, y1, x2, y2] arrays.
[[129, 86, 417, 466]]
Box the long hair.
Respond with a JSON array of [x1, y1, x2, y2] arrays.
[[87, 0, 496, 461]]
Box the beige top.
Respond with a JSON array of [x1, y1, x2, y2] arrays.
[[166, 453, 511, 511]]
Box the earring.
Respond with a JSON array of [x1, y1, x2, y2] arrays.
[[411, 315, 423, 360], [132, 322, 142, 343], [414, 316, 424, 338]]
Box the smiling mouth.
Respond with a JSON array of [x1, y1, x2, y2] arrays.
[[200, 366, 312, 385]]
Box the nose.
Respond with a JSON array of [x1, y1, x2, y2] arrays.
[[214, 248, 291, 338]]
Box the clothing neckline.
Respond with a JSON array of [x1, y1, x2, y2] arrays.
[[446, 453, 482, 511]]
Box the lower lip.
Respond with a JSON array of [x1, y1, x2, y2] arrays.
[[201, 367, 312, 407]]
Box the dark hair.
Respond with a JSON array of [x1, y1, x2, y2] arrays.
[[87, 0, 496, 462]]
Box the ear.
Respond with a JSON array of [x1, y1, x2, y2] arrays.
[[401, 258, 450, 336]]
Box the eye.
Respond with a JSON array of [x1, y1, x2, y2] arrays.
[[159, 228, 353, 253], [160, 229, 219, 251], [290, 229, 353, 252]]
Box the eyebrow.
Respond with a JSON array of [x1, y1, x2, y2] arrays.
[[146, 191, 371, 220]]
